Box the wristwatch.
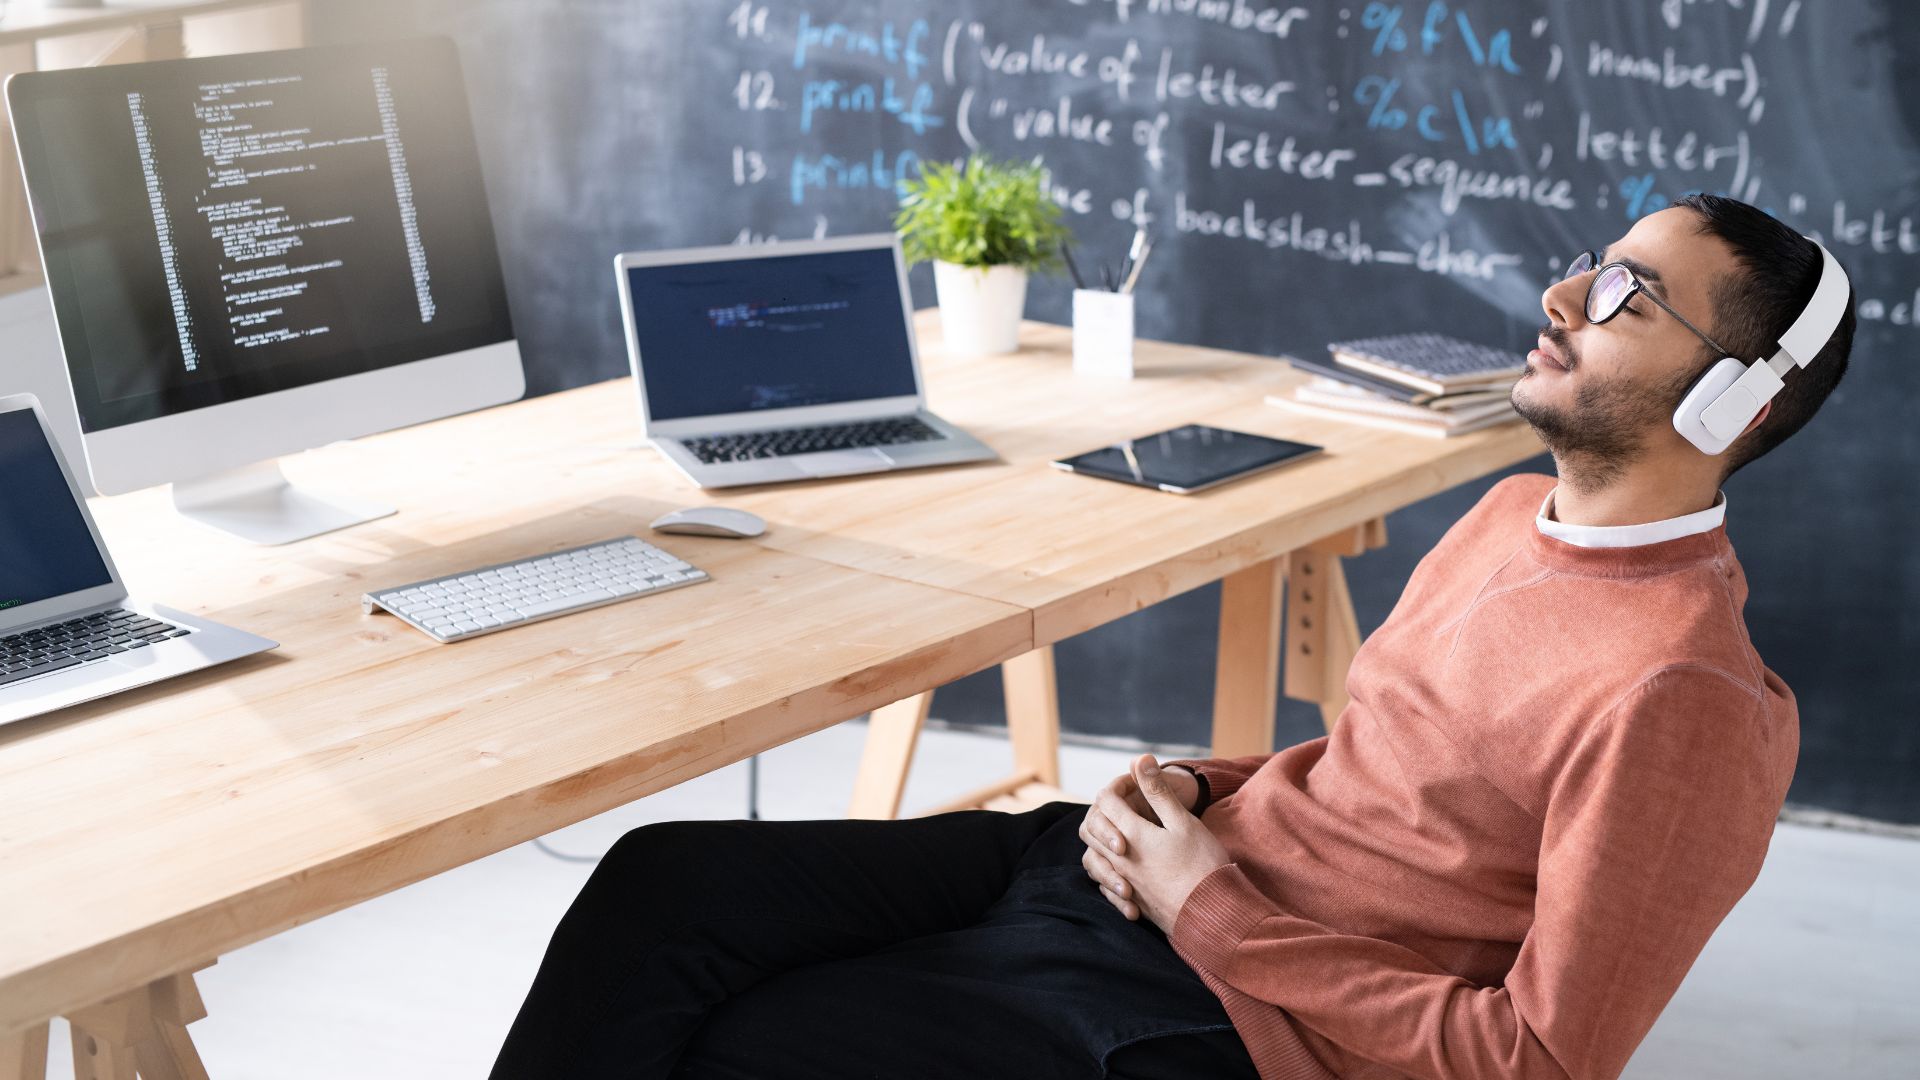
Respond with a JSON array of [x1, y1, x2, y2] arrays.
[[1172, 764, 1212, 814]]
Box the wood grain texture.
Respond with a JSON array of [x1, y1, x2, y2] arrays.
[[700, 314, 1543, 644], [1210, 557, 1288, 759], [0, 494, 1028, 1039], [1283, 547, 1367, 731], [847, 691, 933, 820], [1003, 647, 1061, 788], [66, 968, 212, 1080], [0, 1022, 48, 1080]]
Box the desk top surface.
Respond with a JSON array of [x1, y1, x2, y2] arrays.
[[619, 312, 1544, 641], [0, 314, 1540, 1035]]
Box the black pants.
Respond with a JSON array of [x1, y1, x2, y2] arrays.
[[491, 801, 1260, 1079]]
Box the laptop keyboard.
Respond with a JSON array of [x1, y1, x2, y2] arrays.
[[0, 609, 190, 687], [682, 416, 943, 465]]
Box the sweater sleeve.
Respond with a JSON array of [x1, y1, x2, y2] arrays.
[[1168, 667, 1783, 1080], [1161, 751, 1279, 808]]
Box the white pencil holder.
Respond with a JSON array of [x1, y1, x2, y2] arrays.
[[1072, 289, 1135, 378]]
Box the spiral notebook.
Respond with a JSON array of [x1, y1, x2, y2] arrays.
[[1328, 333, 1527, 396]]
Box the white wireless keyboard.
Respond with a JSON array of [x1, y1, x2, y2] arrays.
[[362, 536, 709, 642]]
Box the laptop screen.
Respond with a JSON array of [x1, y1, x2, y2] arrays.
[[625, 246, 919, 421], [0, 409, 112, 612]]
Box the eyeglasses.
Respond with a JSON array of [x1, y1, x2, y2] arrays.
[[1563, 250, 1729, 358]]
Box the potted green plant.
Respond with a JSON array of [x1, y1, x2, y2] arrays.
[[894, 153, 1070, 356]]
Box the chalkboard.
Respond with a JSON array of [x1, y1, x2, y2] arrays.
[[315, 0, 1920, 824]]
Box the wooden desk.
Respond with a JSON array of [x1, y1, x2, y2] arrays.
[[658, 314, 1545, 816], [0, 313, 1539, 1077], [0, 497, 1028, 1074]]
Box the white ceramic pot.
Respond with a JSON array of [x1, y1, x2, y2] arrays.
[[932, 261, 1028, 356]]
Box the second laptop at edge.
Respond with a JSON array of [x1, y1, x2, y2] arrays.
[[616, 234, 996, 488]]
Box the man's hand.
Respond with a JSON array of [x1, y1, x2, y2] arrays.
[[1078, 755, 1231, 933], [1087, 759, 1200, 831]]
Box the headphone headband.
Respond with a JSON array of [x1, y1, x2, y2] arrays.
[[1773, 239, 1849, 370], [1671, 234, 1850, 455]]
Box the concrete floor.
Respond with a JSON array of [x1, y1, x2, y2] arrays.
[[40, 721, 1920, 1078]]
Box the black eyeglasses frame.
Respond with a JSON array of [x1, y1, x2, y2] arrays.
[[1563, 250, 1730, 359]]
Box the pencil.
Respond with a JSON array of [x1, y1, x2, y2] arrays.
[[1060, 240, 1087, 290]]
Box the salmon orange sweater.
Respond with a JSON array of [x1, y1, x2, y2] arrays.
[[1166, 473, 1797, 1080]]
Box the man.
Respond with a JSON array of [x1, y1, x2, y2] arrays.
[[491, 194, 1853, 1079]]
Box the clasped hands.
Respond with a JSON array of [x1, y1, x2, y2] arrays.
[[1078, 754, 1232, 933]]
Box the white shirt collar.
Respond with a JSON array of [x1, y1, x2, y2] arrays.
[[1534, 486, 1727, 549]]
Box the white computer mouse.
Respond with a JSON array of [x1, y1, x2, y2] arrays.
[[648, 506, 767, 539]]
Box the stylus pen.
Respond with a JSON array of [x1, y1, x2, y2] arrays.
[[1060, 240, 1087, 290], [1121, 238, 1154, 294], [1118, 226, 1147, 290]]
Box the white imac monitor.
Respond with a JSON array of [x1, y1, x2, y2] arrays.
[[5, 37, 524, 544]]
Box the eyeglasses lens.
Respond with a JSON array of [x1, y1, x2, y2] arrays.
[[1587, 264, 1634, 322], [1562, 251, 1594, 281]]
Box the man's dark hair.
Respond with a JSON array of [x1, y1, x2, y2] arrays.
[[1674, 193, 1855, 479]]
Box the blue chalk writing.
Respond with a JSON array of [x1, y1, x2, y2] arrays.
[[793, 13, 930, 80], [1356, 78, 1515, 155], [798, 77, 942, 135], [1355, 76, 1407, 130], [1620, 173, 1670, 219], [790, 148, 922, 206], [1361, 3, 1408, 54], [1359, 2, 1522, 73], [1422, 3, 1523, 72], [1454, 89, 1514, 153]]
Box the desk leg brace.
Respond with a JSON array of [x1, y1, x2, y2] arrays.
[[1, 1024, 49, 1080], [1210, 555, 1290, 759], [1001, 647, 1061, 790], [64, 964, 213, 1080], [847, 647, 1062, 820], [1210, 519, 1386, 758], [850, 519, 1383, 818], [848, 691, 934, 819], [1283, 520, 1386, 733]]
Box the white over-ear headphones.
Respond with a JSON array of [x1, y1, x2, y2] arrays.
[[1672, 237, 1850, 455]]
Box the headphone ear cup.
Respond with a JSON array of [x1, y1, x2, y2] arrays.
[[1672, 357, 1749, 455], [1678, 360, 1724, 400]]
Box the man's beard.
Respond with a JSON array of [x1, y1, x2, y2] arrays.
[[1510, 327, 1699, 494]]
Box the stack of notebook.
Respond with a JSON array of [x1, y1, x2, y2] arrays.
[[1267, 333, 1528, 438]]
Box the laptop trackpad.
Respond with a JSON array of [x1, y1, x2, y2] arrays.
[[796, 448, 892, 476]]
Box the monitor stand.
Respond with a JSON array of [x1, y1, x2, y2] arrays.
[[170, 460, 395, 546]]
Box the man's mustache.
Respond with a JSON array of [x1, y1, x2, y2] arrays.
[[1539, 324, 1578, 370]]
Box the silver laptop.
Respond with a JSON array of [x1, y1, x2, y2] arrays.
[[615, 233, 997, 487], [0, 394, 275, 727]]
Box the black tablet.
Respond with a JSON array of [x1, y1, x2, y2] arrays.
[[1051, 424, 1323, 494]]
